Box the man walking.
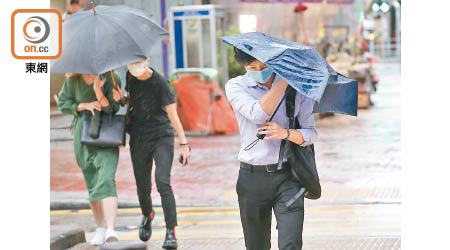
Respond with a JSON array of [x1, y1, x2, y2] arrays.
[[225, 47, 318, 250], [113, 58, 190, 249]]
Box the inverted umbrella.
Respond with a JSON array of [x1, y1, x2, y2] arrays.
[[51, 4, 168, 75], [222, 32, 358, 116]]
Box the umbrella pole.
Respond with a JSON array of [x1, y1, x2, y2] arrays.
[[299, 14, 310, 46]]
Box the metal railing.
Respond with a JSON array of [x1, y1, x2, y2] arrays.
[[371, 37, 401, 58]]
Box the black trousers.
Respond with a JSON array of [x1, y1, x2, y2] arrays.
[[130, 135, 177, 228], [237, 163, 304, 250]]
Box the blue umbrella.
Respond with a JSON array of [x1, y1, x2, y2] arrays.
[[222, 32, 358, 116]]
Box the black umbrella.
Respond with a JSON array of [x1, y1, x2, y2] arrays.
[[51, 3, 168, 75], [51, 3, 168, 138]]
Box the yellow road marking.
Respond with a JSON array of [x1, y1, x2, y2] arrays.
[[130, 223, 398, 234], [118, 231, 400, 240], [150, 216, 399, 227], [55, 204, 400, 241], [51, 206, 240, 216], [119, 234, 244, 240], [178, 211, 239, 217], [175, 220, 241, 226], [303, 231, 400, 237], [176, 210, 400, 217], [51, 205, 399, 216]]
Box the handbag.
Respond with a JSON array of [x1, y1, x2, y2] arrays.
[[282, 85, 321, 205], [80, 71, 126, 147]]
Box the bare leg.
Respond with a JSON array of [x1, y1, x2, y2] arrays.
[[90, 200, 105, 227], [103, 197, 118, 230]]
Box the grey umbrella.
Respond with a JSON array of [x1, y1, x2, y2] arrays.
[[51, 4, 168, 75]]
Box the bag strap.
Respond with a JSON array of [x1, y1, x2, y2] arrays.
[[276, 86, 296, 170], [269, 94, 286, 122], [283, 86, 308, 206], [284, 86, 309, 206], [285, 85, 296, 128], [124, 72, 133, 125]]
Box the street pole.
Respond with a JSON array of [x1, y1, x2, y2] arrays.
[[161, 0, 168, 78], [221, 15, 229, 85], [299, 13, 310, 46], [394, 0, 401, 57], [370, 38, 375, 56], [381, 13, 387, 58]]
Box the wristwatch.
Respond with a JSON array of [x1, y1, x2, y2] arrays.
[[284, 129, 290, 140], [180, 143, 192, 152]]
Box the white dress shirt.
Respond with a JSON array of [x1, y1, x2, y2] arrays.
[[225, 74, 318, 165]]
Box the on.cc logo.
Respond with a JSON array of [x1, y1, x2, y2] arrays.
[[11, 9, 61, 60], [23, 16, 50, 44]]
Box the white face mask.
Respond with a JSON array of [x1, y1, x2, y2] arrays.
[[127, 62, 147, 77]]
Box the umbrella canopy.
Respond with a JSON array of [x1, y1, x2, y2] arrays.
[[222, 32, 358, 116], [51, 5, 168, 75]]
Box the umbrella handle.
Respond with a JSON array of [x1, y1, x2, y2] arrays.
[[257, 132, 266, 140], [109, 70, 121, 93], [108, 70, 126, 106], [98, 71, 118, 90]]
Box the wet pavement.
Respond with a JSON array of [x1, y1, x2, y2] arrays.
[[51, 61, 400, 249], [53, 204, 400, 250]]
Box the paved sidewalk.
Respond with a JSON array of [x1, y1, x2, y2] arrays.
[[53, 203, 400, 250]]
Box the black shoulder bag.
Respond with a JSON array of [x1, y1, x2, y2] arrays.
[[80, 71, 126, 147], [284, 85, 321, 206]]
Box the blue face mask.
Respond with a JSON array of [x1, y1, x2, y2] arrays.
[[246, 67, 274, 83]]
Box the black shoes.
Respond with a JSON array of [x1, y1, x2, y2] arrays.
[[139, 208, 155, 242], [162, 227, 178, 249], [139, 209, 177, 249]]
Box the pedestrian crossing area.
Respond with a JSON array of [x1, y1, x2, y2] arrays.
[[51, 203, 400, 241]]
